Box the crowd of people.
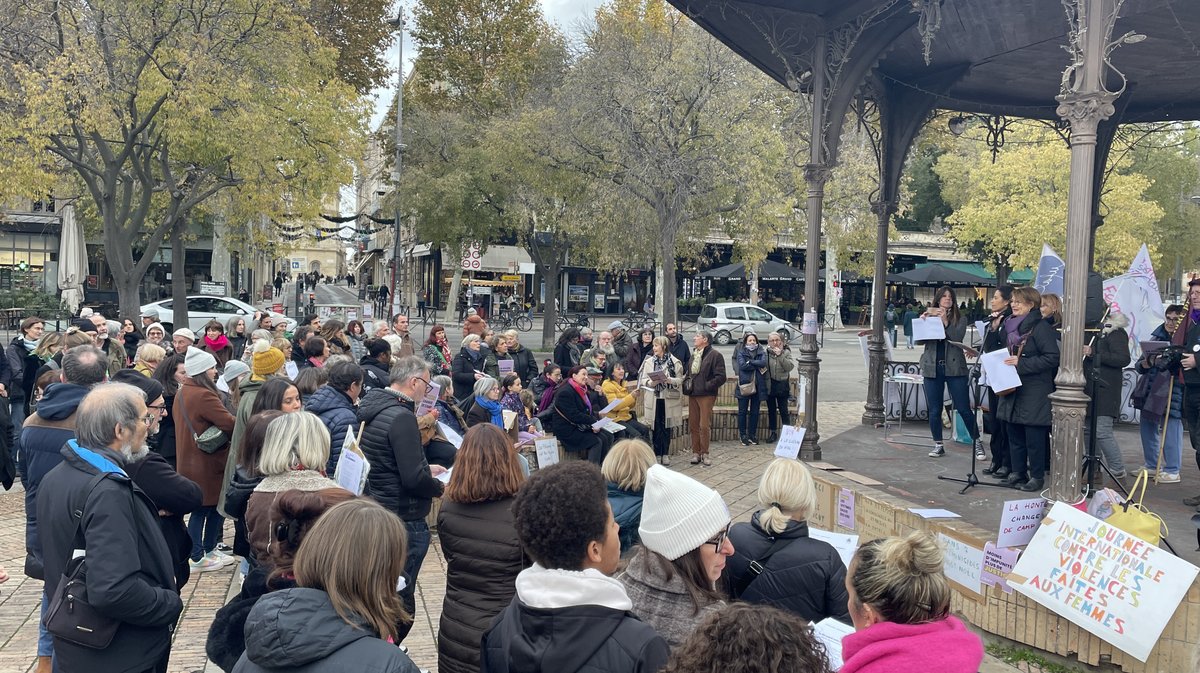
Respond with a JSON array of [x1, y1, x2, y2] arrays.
[[5, 299, 999, 673]]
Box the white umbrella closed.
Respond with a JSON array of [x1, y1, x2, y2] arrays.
[[57, 204, 87, 314]]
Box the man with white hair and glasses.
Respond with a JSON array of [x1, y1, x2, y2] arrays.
[[36, 382, 183, 673]]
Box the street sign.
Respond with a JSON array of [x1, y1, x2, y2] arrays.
[[460, 243, 481, 271], [501, 274, 520, 282]]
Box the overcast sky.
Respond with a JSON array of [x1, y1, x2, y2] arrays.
[[368, 0, 603, 129]]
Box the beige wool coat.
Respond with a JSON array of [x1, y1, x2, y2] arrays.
[[637, 353, 684, 428]]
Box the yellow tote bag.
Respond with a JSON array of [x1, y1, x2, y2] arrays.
[[1105, 470, 1166, 546]]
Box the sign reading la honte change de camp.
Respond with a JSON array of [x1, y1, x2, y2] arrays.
[[1009, 502, 1198, 662]]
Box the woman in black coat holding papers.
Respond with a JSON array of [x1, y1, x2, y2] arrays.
[[996, 287, 1060, 493], [548, 365, 603, 462], [916, 286, 981, 460], [980, 285, 1014, 478]]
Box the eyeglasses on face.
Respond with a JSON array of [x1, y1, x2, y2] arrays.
[[141, 413, 157, 426], [705, 522, 732, 553]]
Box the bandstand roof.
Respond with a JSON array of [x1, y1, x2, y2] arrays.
[[665, 0, 1200, 122]]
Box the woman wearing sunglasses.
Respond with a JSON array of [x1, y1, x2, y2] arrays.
[[617, 464, 733, 649]]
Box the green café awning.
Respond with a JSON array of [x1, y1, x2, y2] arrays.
[[915, 261, 1033, 285]]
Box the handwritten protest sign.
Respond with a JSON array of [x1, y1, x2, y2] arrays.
[[534, 438, 560, 469], [997, 497, 1049, 548], [938, 531, 984, 598], [980, 542, 1019, 594], [1010, 502, 1200, 662], [773, 425, 805, 459], [836, 489, 855, 530]]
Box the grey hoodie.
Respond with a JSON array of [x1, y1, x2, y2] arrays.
[[235, 587, 419, 673]]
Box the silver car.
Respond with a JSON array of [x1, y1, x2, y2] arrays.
[[698, 302, 794, 345], [140, 296, 296, 334]]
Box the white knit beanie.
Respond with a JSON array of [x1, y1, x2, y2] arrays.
[[638, 465, 730, 561], [184, 347, 218, 377]]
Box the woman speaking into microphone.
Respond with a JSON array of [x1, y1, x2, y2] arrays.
[[917, 287, 982, 459]]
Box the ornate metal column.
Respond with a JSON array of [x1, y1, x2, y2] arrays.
[[797, 34, 828, 461], [1049, 0, 1129, 500], [862, 200, 895, 425]]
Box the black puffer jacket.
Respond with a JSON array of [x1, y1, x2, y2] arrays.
[[234, 587, 419, 673], [724, 514, 851, 624], [482, 596, 668, 673], [357, 387, 443, 521], [438, 498, 528, 673], [996, 312, 1060, 427]]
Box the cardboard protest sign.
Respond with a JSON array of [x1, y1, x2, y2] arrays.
[[980, 542, 1019, 594], [836, 489, 855, 530], [937, 530, 984, 599], [1009, 502, 1200, 662], [997, 497, 1049, 548]]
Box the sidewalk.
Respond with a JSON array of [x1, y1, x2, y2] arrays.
[[0, 400, 1020, 673]]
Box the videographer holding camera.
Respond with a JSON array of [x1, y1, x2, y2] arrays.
[[1134, 304, 1185, 484]]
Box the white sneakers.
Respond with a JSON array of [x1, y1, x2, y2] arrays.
[[190, 549, 238, 573], [1158, 472, 1181, 484]]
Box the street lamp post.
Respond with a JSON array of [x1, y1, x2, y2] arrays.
[[388, 8, 405, 321]]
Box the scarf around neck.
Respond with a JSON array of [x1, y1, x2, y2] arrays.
[[569, 379, 592, 410], [475, 394, 504, 426], [204, 334, 230, 351]]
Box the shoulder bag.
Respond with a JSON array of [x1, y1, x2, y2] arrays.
[[44, 472, 123, 649], [179, 391, 228, 454], [730, 535, 792, 598], [1105, 470, 1166, 545]]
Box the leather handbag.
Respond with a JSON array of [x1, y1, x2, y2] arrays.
[[681, 376, 694, 396], [179, 392, 227, 454], [1105, 470, 1166, 545], [44, 473, 121, 649]]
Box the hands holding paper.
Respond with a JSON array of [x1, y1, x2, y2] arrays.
[[430, 465, 448, 477]]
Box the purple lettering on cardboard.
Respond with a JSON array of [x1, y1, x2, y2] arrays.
[[981, 542, 1020, 593]]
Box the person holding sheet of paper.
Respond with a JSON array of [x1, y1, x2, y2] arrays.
[[637, 336, 684, 466], [915, 287, 981, 459], [724, 459, 851, 625], [601, 362, 649, 441], [548, 365, 605, 463], [996, 287, 1060, 492], [763, 332, 794, 444], [840, 532, 983, 673], [979, 286, 1014, 479]]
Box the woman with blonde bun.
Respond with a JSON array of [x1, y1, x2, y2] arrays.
[[724, 458, 850, 623], [840, 531, 983, 673]]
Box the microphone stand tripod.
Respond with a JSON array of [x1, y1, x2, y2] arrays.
[[937, 355, 1016, 495]]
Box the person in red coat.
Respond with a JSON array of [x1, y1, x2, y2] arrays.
[[175, 348, 237, 573]]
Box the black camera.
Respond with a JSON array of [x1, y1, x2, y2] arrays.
[[1154, 344, 1199, 373]]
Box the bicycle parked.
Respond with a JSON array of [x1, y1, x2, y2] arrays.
[[624, 310, 659, 333], [494, 308, 533, 332], [555, 312, 590, 332]]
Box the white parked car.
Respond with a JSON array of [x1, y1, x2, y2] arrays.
[[140, 296, 296, 334], [698, 302, 795, 345]]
